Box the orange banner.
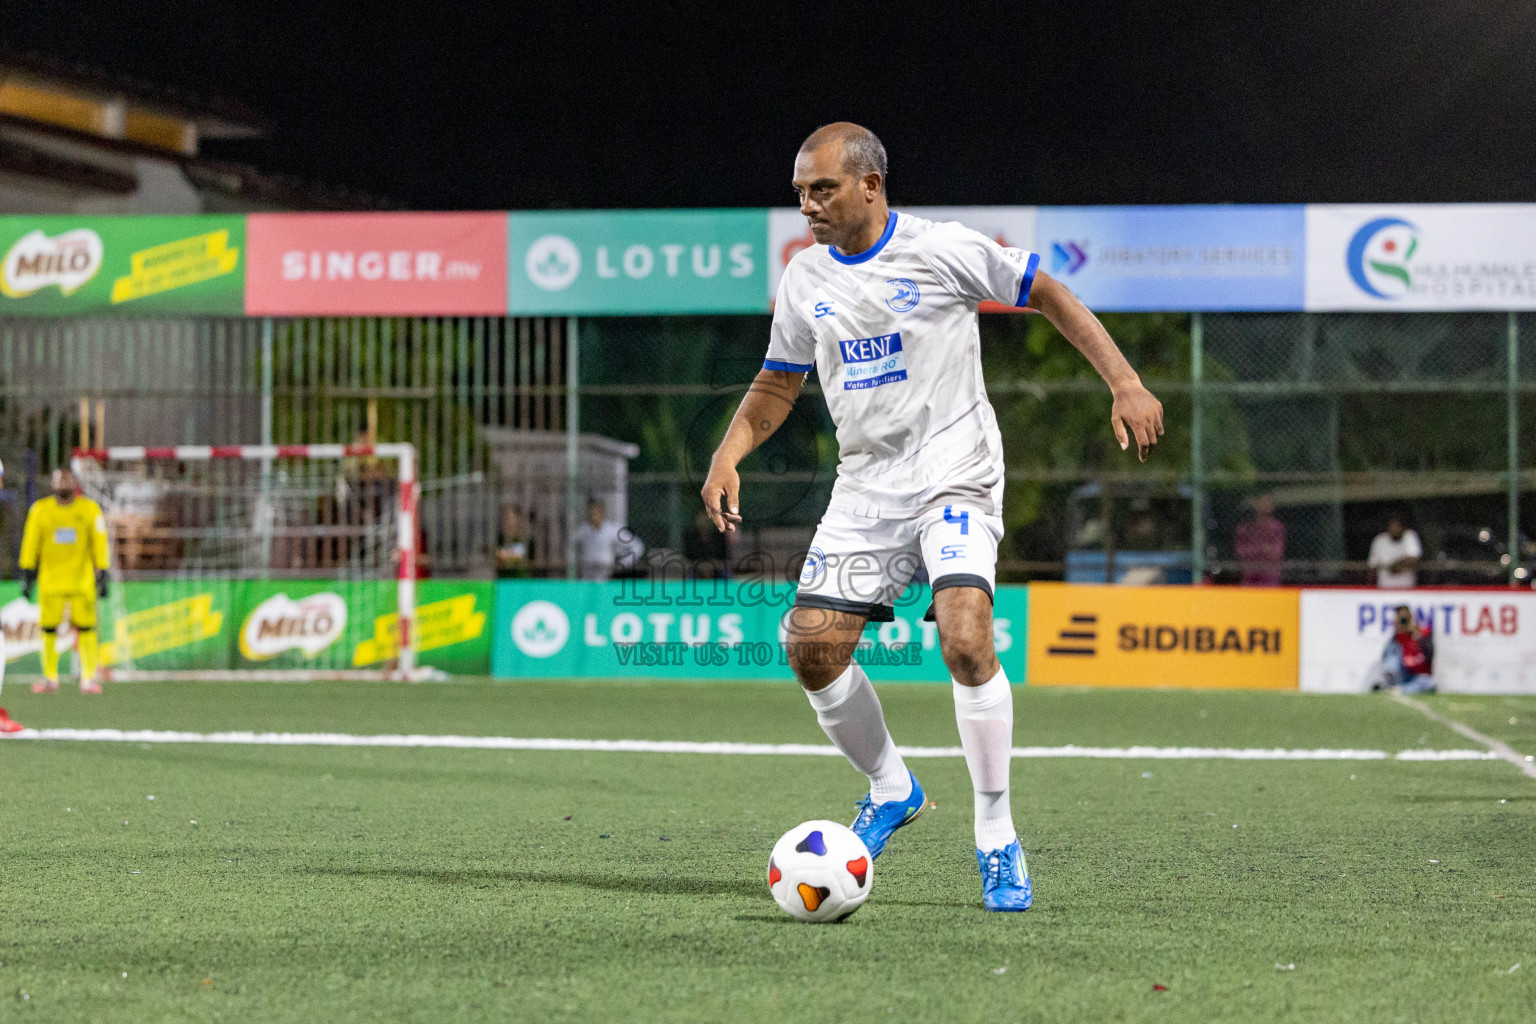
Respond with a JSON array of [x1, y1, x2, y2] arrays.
[[1027, 583, 1299, 689]]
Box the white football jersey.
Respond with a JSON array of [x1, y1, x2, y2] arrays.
[[765, 211, 1038, 518]]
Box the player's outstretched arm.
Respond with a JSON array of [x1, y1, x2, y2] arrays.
[[701, 369, 806, 533], [1029, 270, 1165, 461]]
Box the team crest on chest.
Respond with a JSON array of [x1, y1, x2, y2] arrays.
[[883, 278, 920, 313]]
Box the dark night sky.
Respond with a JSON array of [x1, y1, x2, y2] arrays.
[[7, 1, 1536, 210]]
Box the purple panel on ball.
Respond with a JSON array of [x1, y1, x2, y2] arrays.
[[795, 830, 827, 856]]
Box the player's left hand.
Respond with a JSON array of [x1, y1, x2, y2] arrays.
[[96, 570, 110, 599], [1111, 382, 1164, 462]]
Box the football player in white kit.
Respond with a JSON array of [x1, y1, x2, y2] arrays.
[[702, 123, 1163, 911]]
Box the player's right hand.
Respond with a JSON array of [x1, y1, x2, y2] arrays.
[[19, 569, 34, 602], [700, 461, 743, 533], [1111, 381, 1165, 462]]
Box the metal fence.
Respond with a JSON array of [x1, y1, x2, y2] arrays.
[[0, 316, 570, 577], [1, 311, 1530, 585]]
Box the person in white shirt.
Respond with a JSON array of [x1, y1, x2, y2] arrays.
[[572, 499, 644, 581], [1368, 514, 1421, 589], [701, 122, 1163, 911]]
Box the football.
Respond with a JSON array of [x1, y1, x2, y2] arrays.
[[767, 820, 874, 922]]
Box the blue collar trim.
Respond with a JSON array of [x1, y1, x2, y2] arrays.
[[829, 211, 897, 265]]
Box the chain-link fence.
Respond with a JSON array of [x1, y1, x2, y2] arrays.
[[1, 311, 1527, 585], [1199, 312, 1523, 586], [0, 316, 567, 578]]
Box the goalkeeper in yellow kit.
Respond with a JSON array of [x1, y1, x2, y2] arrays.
[[20, 468, 110, 694]]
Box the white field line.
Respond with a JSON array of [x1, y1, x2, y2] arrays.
[[0, 727, 1500, 761], [1388, 692, 1536, 781]]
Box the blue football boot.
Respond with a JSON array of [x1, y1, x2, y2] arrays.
[[976, 840, 1034, 911], [848, 771, 926, 859]]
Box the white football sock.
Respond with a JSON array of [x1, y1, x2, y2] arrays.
[[953, 667, 1018, 852], [804, 662, 912, 803]]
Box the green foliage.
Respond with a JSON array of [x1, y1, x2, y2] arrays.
[[266, 318, 488, 479]]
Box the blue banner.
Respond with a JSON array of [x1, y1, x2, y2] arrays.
[[1035, 205, 1306, 311]]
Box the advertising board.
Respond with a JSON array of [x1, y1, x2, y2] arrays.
[[1033, 205, 1306, 311], [244, 212, 508, 315], [1299, 588, 1536, 694], [1305, 204, 1536, 311], [767, 206, 1037, 310], [0, 215, 245, 315], [0, 580, 491, 676], [492, 579, 1027, 683], [508, 210, 768, 315], [1026, 582, 1299, 688]]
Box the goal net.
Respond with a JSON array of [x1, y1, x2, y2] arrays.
[[72, 443, 435, 681]]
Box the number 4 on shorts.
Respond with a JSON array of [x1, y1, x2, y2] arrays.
[[943, 505, 969, 535]]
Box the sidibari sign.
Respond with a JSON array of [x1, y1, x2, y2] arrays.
[[506, 210, 768, 314], [1025, 582, 1299, 688]]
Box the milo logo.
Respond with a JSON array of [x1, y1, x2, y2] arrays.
[[239, 592, 348, 660], [1, 229, 104, 298]]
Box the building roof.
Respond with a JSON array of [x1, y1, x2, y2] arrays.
[[0, 48, 266, 140]]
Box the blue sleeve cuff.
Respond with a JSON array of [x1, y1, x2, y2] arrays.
[[1015, 251, 1041, 308], [763, 359, 814, 373]]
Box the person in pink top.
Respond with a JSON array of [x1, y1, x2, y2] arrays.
[[1234, 493, 1285, 586]]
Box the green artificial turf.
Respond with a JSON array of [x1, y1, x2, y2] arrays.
[[0, 681, 1532, 1023]]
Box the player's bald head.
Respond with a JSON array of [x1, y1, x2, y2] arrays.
[[799, 122, 887, 192]]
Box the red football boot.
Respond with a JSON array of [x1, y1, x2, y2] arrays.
[[80, 678, 103, 695], [31, 680, 59, 694], [0, 708, 23, 733]]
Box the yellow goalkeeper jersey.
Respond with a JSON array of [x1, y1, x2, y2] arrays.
[[19, 495, 109, 593]]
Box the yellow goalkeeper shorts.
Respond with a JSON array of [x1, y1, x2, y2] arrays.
[[39, 591, 97, 630]]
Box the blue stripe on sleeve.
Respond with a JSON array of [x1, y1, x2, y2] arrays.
[[1016, 251, 1041, 308], [763, 359, 814, 373]]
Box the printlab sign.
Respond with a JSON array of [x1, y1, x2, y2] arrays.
[[1299, 589, 1536, 693], [507, 210, 768, 314]]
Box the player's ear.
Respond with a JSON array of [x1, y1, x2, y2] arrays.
[[863, 172, 883, 201]]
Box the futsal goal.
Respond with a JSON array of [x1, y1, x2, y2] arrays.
[[72, 443, 439, 681]]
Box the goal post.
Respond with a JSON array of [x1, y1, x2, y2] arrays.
[[71, 443, 439, 682]]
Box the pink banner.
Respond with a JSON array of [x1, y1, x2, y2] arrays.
[[245, 213, 507, 315]]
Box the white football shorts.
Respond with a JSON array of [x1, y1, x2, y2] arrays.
[[794, 503, 1002, 622]]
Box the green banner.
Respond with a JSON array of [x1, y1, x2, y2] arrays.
[[507, 210, 769, 315], [346, 581, 491, 675], [0, 579, 490, 675], [492, 579, 1028, 682], [0, 578, 235, 675], [0, 215, 245, 316], [233, 580, 490, 674]]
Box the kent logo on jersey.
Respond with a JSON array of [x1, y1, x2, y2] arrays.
[[838, 332, 907, 391]]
